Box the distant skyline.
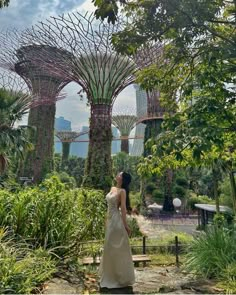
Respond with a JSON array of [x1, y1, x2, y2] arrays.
[[0, 0, 137, 131]]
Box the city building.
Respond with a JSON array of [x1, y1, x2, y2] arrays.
[[54, 116, 72, 153], [130, 84, 147, 156]]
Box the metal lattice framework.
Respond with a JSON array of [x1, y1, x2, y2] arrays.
[[112, 107, 137, 137], [0, 30, 74, 182], [0, 30, 71, 106], [55, 131, 81, 142], [55, 130, 81, 165], [134, 43, 168, 122], [21, 13, 136, 105], [20, 12, 138, 189]]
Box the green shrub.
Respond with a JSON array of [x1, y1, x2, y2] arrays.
[[219, 178, 233, 207], [173, 185, 186, 198], [217, 262, 236, 294], [145, 183, 157, 194], [187, 194, 214, 211], [213, 213, 226, 227], [0, 176, 106, 256], [0, 229, 56, 294], [127, 216, 143, 238], [130, 192, 142, 210], [185, 226, 236, 278], [152, 189, 164, 203], [45, 171, 77, 189], [176, 177, 189, 188]]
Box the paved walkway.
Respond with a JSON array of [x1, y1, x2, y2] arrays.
[[134, 215, 197, 238], [44, 266, 221, 294], [43, 215, 218, 294]]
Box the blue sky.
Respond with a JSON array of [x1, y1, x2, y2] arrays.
[[0, 0, 136, 131]]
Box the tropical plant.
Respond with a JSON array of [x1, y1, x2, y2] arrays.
[[0, 88, 33, 175], [185, 226, 236, 278], [0, 176, 106, 256], [0, 228, 56, 294]]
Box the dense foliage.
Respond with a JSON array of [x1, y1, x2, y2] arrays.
[[0, 229, 55, 294], [112, 152, 141, 191], [0, 176, 106, 256], [0, 88, 33, 175], [186, 226, 236, 279]]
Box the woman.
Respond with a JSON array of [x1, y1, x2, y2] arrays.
[[99, 171, 135, 289]]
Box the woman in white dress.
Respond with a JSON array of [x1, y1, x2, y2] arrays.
[[99, 171, 135, 289]]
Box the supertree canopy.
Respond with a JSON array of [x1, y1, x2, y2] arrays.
[[55, 130, 81, 166], [112, 107, 137, 154], [0, 31, 72, 182], [22, 12, 137, 189]]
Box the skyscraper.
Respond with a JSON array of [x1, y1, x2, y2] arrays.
[[130, 85, 147, 156], [70, 126, 89, 158], [70, 126, 120, 158], [55, 116, 71, 131], [54, 116, 72, 153], [111, 126, 120, 155]]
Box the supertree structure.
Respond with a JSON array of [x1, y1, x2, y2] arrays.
[[135, 44, 175, 212], [134, 43, 170, 156], [0, 30, 72, 182], [22, 12, 137, 189], [55, 130, 82, 166], [112, 107, 137, 154]]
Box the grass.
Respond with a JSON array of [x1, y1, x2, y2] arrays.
[[149, 253, 181, 266]]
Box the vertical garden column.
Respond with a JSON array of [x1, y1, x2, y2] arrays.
[[84, 104, 113, 190]]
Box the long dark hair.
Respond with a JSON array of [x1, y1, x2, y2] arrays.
[[121, 172, 132, 214]]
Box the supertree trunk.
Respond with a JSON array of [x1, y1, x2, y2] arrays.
[[121, 138, 129, 154], [83, 104, 112, 190], [23, 104, 56, 182], [55, 131, 81, 169], [62, 142, 70, 167]]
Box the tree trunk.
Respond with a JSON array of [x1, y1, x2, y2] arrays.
[[143, 119, 163, 157], [229, 170, 236, 214], [121, 138, 129, 154], [83, 104, 113, 191], [20, 104, 55, 183], [162, 169, 175, 212], [212, 167, 220, 214], [62, 142, 70, 168]]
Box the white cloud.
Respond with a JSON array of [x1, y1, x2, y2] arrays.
[[74, 0, 96, 13]]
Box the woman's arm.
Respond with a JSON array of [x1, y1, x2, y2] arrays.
[[120, 189, 131, 236]]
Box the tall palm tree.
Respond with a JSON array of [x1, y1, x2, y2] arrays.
[[0, 88, 33, 175]]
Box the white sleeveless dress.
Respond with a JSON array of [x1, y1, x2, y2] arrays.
[[99, 191, 135, 288]]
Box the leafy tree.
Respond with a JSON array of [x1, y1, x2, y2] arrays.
[[0, 0, 9, 8], [54, 154, 85, 187], [112, 152, 141, 191]]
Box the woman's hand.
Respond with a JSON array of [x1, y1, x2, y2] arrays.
[[125, 225, 131, 237]]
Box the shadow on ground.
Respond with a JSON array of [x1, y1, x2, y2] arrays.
[[100, 286, 134, 294]]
